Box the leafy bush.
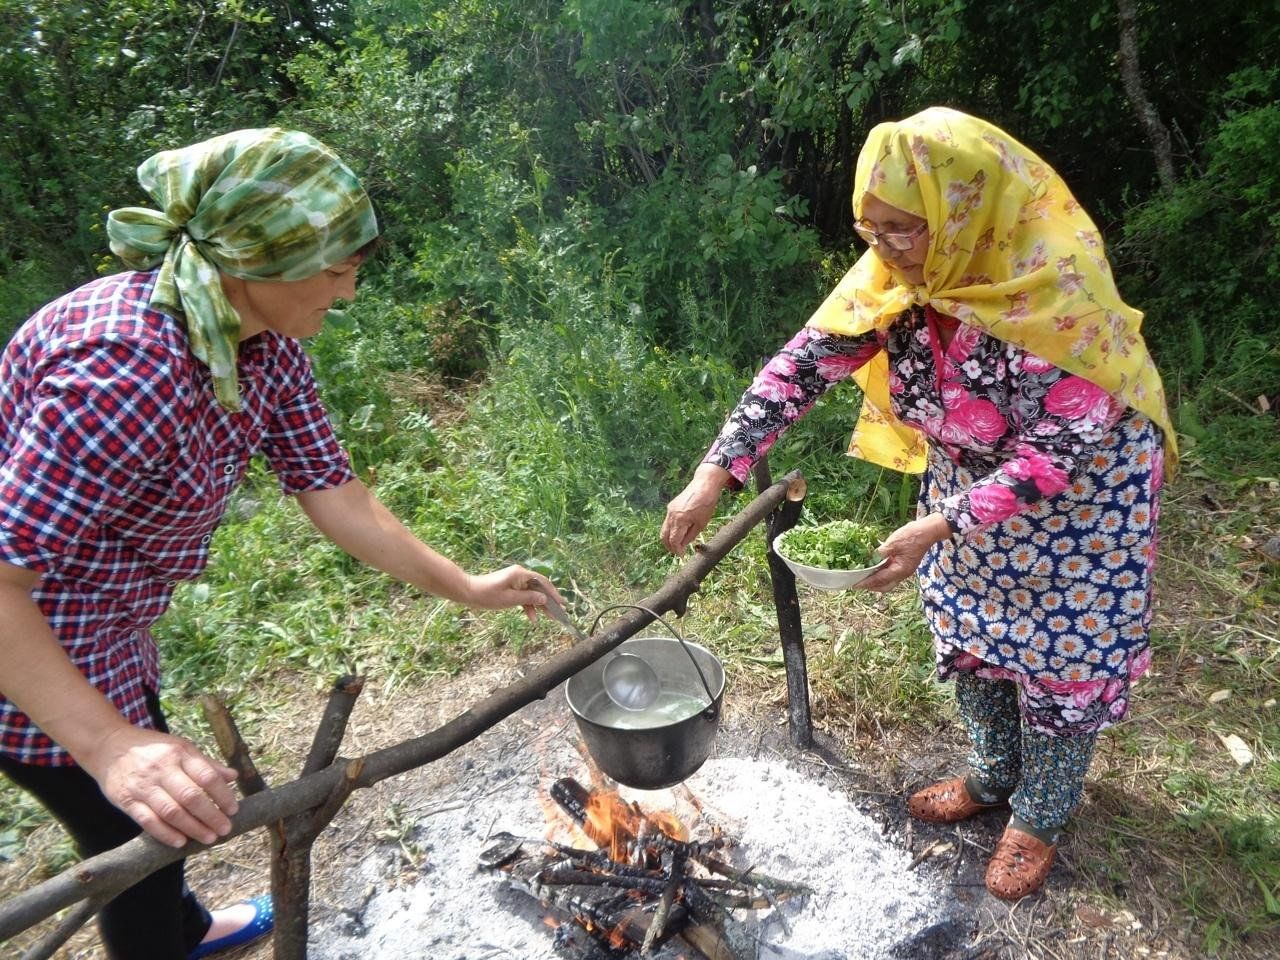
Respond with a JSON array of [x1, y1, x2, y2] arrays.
[[0, 258, 66, 343], [1115, 67, 1280, 474]]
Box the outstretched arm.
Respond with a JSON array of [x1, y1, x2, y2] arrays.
[[296, 478, 561, 617], [662, 326, 882, 554]]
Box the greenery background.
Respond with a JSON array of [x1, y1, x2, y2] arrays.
[[1, 1, 1277, 955]]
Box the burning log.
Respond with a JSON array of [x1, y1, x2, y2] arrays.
[[536, 864, 669, 896], [505, 853, 690, 952], [548, 917, 621, 960], [550, 777, 645, 860], [640, 849, 683, 953], [641, 827, 733, 862], [483, 778, 810, 960], [551, 777, 731, 868]]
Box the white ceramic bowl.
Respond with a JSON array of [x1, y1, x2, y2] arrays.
[[772, 527, 888, 591]]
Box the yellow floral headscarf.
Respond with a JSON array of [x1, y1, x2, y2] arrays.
[[807, 106, 1177, 477]]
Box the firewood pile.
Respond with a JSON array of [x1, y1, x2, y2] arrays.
[[479, 777, 812, 960]]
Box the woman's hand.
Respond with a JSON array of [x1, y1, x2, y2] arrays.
[[464, 565, 565, 622], [856, 513, 953, 592], [82, 725, 240, 849], [661, 464, 732, 554]]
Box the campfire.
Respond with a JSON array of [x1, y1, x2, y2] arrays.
[[308, 694, 960, 960], [481, 777, 810, 959]]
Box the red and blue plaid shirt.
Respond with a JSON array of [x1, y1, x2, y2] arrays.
[[0, 270, 355, 764]]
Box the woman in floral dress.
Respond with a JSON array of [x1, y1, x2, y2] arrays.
[[661, 107, 1176, 899]]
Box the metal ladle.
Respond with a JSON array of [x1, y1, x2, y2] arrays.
[[600, 652, 661, 712], [534, 583, 661, 711]]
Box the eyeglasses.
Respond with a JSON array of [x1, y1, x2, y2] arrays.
[[854, 221, 927, 252]]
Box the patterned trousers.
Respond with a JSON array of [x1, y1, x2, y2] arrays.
[[954, 671, 1098, 830]]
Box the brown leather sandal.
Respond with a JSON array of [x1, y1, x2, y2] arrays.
[[907, 776, 1008, 823], [984, 825, 1057, 899]]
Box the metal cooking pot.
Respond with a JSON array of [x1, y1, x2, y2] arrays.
[[566, 633, 725, 790]]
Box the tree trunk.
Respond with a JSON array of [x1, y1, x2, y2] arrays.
[[1116, 0, 1176, 191]]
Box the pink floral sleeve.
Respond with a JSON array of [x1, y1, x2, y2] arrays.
[[939, 351, 1128, 535], [704, 326, 881, 487]]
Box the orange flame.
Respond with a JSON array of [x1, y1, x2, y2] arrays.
[[583, 788, 642, 859], [607, 919, 630, 949], [578, 786, 693, 862], [535, 774, 710, 952]]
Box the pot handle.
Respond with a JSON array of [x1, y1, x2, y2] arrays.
[[589, 603, 719, 716]]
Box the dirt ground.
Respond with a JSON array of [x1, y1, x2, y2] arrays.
[[5, 641, 1266, 960]]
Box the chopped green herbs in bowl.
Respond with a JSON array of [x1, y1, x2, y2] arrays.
[[772, 520, 887, 591]]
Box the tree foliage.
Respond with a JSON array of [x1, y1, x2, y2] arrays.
[[0, 0, 345, 328], [0, 0, 1275, 440]]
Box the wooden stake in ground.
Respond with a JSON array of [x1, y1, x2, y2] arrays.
[[754, 457, 810, 747]]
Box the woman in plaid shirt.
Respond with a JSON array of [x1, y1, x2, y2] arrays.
[[0, 129, 562, 959]]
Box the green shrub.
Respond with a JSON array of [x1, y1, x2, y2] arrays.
[[0, 256, 67, 344], [1120, 70, 1280, 377]]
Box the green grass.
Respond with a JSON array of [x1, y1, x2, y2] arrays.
[[1063, 461, 1280, 956]]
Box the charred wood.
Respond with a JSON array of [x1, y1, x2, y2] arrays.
[[485, 840, 778, 960], [551, 777, 642, 853], [535, 865, 669, 896], [645, 830, 733, 861], [504, 855, 689, 952], [695, 855, 814, 896], [640, 850, 684, 954], [549, 919, 622, 960], [754, 458, 810, 748], [679, 921, 754, 960]]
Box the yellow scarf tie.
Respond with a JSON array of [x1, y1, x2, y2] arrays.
[[807, 107, 1177, 477]]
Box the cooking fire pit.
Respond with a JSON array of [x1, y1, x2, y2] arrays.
[[307, 693, 968, 960], [481, 775, 811, 957]]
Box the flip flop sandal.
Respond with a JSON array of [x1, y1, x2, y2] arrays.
[[907, 775, 1008, 823], [189, 894, 274, 959]]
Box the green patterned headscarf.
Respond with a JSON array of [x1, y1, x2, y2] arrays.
[[106, 128, 379, 410]]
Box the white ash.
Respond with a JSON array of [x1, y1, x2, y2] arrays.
[[308, 748, 956, 960], [684, 759, 953, 959]]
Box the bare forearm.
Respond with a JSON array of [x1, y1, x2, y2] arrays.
[[661, 463, 733, 554], [297, 480, 475, 603], [0, 579, 132, 770]]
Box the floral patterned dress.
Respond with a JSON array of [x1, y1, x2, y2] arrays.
[[706, 305, 1164, 736]]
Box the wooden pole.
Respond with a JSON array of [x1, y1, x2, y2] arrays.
[[273, 675, 364, 959], [0, 471, 804, 951], [753, 459, 811, 747]]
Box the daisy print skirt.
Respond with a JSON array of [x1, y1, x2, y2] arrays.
[[918, 413, 1163, 735]]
